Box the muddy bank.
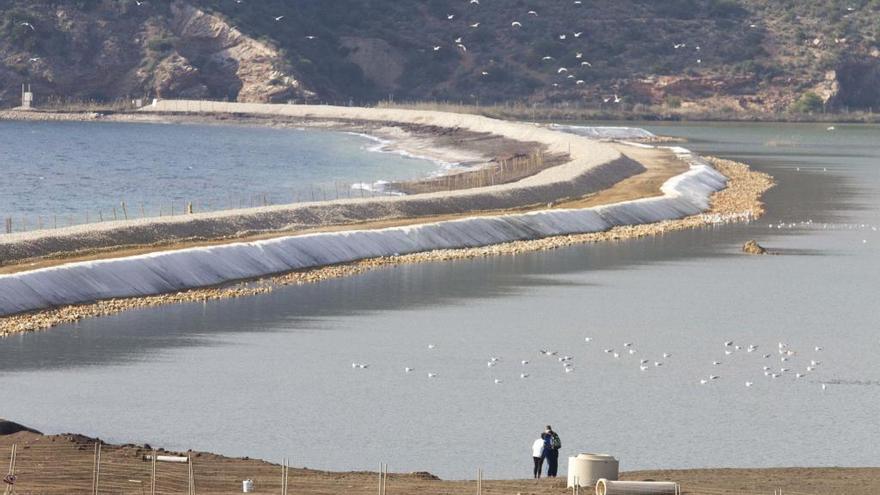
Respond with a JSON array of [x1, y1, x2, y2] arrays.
[[0, 158, 773, 337]]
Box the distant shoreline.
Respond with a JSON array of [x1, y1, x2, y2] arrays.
[[3, 104, 878, 124]]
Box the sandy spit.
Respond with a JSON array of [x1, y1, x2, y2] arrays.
[[0, 158, 773, 337], [0, 102, 646, 264]]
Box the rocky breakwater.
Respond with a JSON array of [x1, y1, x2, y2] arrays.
[[0, 158, 773, 337]]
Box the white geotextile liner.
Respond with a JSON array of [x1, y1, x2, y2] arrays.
[[549, 124, 657, 140], [0, 164, 726, 316]]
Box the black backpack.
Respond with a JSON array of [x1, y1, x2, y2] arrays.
[[550, 432, 561, 449]]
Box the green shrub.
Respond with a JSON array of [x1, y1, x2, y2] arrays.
[[789, 92, 825, 113], [665, 96, 683, 108]]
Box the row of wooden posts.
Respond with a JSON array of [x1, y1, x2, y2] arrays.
[[0, 182, 404, 234], [399, 150, 547, 194]]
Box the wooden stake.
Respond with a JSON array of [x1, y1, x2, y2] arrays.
[[188, 456, 195, 495], [121, 201, 128, 220], [3, 444, 16, 495], [150, 450, 156, 495], [92, 442, 101, 495]]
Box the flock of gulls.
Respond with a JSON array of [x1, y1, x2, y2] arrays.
[[351, 337, 834, 393], [429, 1, 625, 95], [767, 219, 877, 245]]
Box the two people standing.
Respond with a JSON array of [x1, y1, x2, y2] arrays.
[[531, 425, 561, 478]]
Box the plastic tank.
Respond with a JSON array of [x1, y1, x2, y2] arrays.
[[567, 453, 619, 488]]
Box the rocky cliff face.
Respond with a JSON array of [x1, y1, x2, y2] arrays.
[[0, 0, 878, 112], [0, 0, 312, 107], [167, 3, 311, 102]]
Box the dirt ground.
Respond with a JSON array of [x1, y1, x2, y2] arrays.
[[1, 428, 876, 495]]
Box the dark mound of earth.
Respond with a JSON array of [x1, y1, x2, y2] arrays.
[[0, 419, 41, 436]]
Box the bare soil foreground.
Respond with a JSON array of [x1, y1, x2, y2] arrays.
[[0, 425, 875, 495]]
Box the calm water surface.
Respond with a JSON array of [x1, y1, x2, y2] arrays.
[[0, 120, 438, 224], [1, 122, 879, 479]]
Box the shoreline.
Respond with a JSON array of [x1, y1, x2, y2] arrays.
[[4, 105, 879, 124], [1, 424, 878, 494], [1, 103, 643, 265], [0, 157, 773, 337]]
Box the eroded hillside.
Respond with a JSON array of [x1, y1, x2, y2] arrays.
[[1, 0, 879, 112]]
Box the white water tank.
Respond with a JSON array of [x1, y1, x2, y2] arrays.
[[242, 479, 254, 493], [567, 453, 619, 488]]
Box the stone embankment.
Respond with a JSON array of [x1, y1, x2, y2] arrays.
[[0, 158, 773, 337]]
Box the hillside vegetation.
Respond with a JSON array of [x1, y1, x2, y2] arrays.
[[1, 0, 880, 115]]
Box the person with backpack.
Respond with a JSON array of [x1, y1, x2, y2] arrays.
[[544, 425, 561, 477], [531, 434, 546, 478]]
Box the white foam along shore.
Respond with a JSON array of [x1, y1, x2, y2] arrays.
[[0, 145, 725, 317]]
